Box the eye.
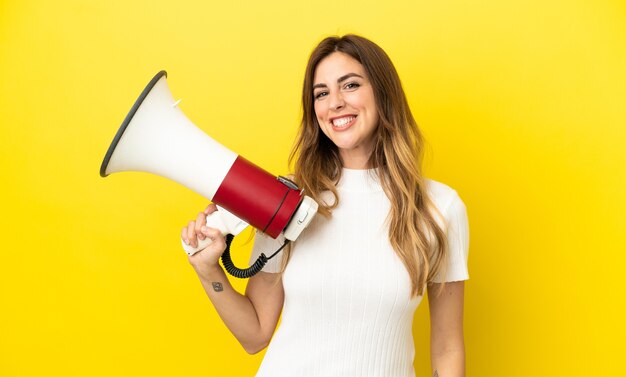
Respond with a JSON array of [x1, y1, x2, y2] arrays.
[[314, 91, 328, 100], [344, 82, 361, 90]]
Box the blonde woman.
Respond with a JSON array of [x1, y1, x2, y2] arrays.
[[182, 35, 469, 377]]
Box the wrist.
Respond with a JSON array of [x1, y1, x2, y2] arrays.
[[191, 261, 224, 280]]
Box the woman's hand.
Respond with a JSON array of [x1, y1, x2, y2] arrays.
[[181, 204, 227, 277], [181, 204, 285, 354]]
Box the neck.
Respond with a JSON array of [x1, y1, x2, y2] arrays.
[[339, 150, 372, 169]]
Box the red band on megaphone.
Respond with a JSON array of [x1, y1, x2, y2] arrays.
[[213, 156, 302, 238]]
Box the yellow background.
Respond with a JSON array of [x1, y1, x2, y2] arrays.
[[1, 0, 625, 375]]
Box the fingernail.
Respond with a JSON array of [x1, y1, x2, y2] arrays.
[[183, 238, 189, 245], [201, 226, 207, 232]]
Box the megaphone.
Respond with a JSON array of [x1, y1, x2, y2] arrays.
[[100, 71, 318, 277]]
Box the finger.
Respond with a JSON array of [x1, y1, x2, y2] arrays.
[[202, 227, 223, 241], [196, 212, 207, 240], [187, 221, 197, 248], [205, 203, 217, 215], [202, 227, 225, 250], [181, 227, 189, 245]]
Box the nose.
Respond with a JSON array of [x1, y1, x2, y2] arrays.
[[329, 91, 344, 111]]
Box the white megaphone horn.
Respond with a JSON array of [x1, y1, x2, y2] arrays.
[[100, 71, 318, 277]]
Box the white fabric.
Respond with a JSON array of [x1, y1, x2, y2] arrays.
[[249, 169, 469, 377]]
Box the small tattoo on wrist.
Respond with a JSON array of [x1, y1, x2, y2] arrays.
[[433, 371, 439, 377], [212, 282, 223, 292]]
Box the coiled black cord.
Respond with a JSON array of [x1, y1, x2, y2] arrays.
[[221, 234, 290, 279]]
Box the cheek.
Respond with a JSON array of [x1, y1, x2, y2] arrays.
[[315, 117, 331, 139], [318, 126, 331, 141], [317, 117, 330, 134], [371, 107, 380, 126], [312, 103, 328, 135], [313, 101, 324, 120], [365, 96, 379, 125]]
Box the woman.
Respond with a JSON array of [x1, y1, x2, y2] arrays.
[[182, 34, 469, 377]]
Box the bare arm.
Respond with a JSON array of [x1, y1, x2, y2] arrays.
[[183, 205, 284, 354], [428, 281, 465, 377]]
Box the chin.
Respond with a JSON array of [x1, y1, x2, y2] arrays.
[[333, 141, 358, 150]]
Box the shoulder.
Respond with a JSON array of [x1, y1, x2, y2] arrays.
[[424, 178, 465, 215], [425, 179, 470, 282], [423, 178, 468, 233]]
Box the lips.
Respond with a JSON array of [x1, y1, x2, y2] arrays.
[[331, 115, 356, 130]]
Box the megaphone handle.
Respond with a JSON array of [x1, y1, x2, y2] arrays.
[[181, 208, 248, 256], [181, 211, 228, 256], [181, 234, 214, 256]]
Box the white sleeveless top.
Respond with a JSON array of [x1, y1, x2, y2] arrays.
[[249, 169, 469, 377]]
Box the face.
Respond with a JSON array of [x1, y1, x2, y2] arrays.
[[312, 52, 379, 169]]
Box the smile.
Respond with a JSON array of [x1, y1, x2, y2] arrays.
[[331, 115, 356, 129]]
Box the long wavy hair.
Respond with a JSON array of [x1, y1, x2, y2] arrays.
[[286, 34, 448, 297]]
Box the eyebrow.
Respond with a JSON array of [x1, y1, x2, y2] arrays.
[[313, 73, 364, 90]]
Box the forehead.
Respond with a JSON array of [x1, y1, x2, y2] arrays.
[[313, 52, 366, 83]]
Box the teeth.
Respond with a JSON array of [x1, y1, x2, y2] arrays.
[[332, 116, 355, 127]]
